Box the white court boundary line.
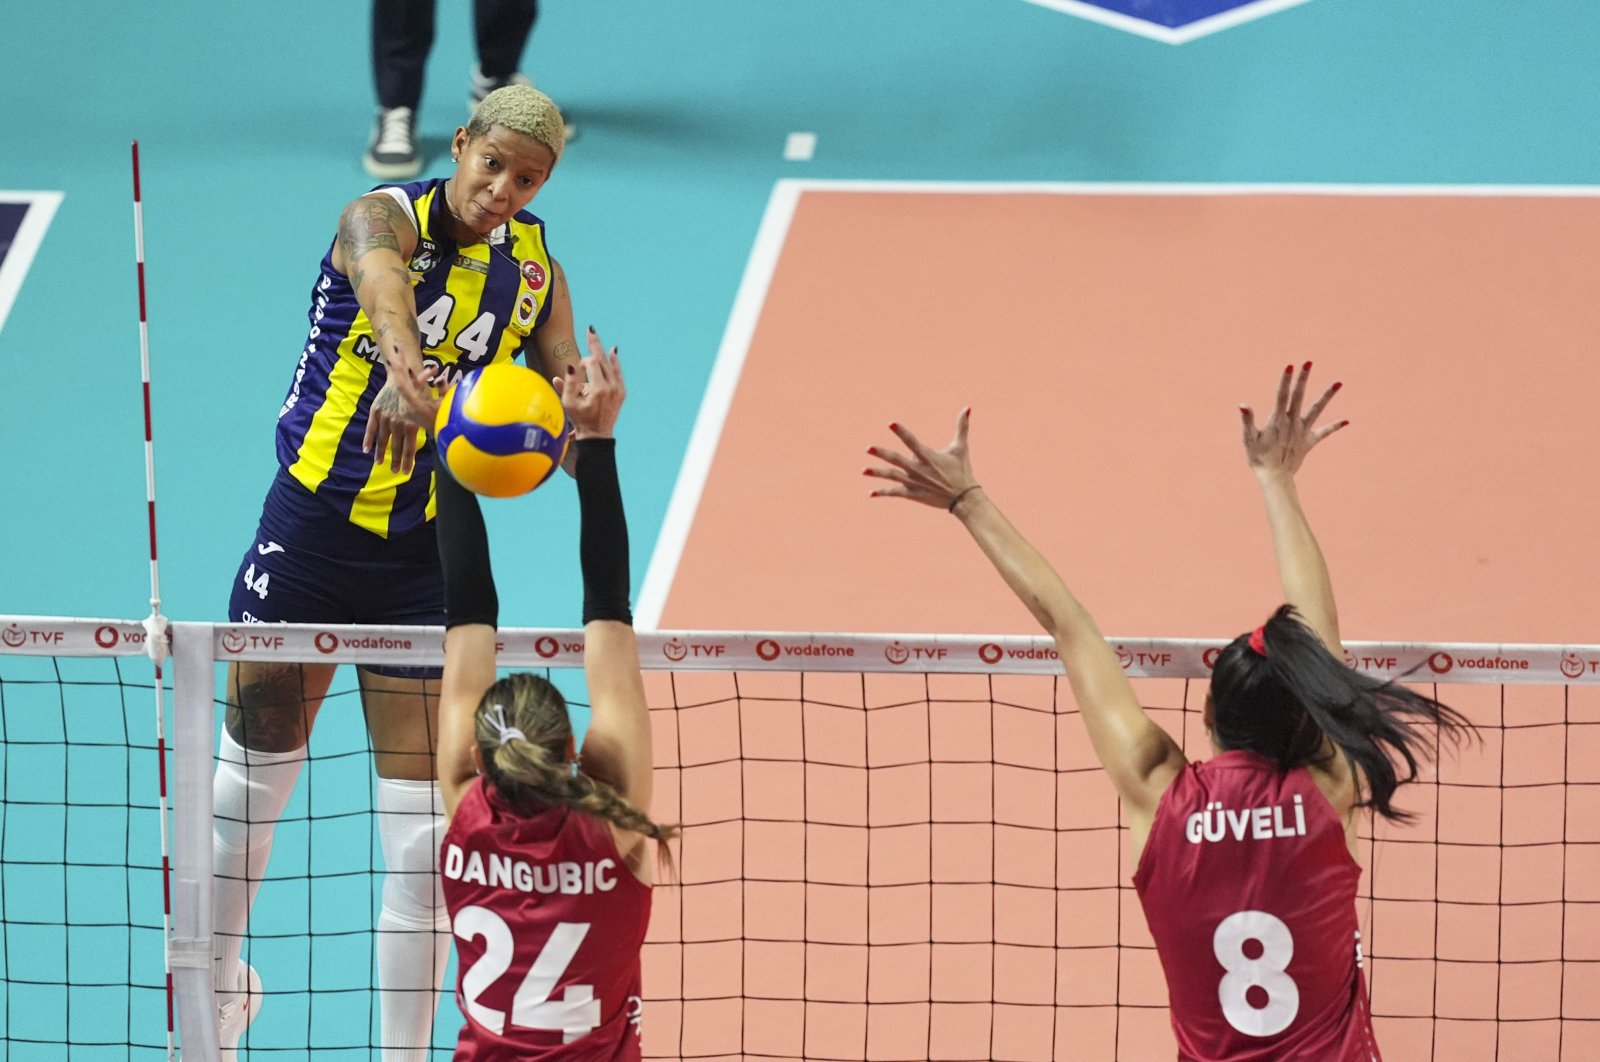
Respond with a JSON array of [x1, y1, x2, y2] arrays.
[[1017, 0, 1315, 44], [633, 178, 1600, 630], [0, 192, 63, 337], [635, 181, 805, 628]]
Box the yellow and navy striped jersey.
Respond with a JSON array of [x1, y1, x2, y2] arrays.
[[275, 178, 555, 537]]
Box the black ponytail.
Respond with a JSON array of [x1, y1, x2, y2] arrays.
[[1209, 605, 1474, 823]]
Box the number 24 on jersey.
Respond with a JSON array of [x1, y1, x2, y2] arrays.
[[455, 907, 602, 1043]]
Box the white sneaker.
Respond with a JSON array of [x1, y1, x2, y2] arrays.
[[364, 106, 423, 180], [217, 963, 262, 1061]]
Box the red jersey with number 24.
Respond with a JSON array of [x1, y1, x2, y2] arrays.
[[442, 779, 652, 1061], [1132, 750, 1381, 1062]]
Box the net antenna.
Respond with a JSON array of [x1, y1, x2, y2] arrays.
[[131, 140, 178, 1061]]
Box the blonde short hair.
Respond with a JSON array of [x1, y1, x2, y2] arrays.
[[466, 84, 565, 161]]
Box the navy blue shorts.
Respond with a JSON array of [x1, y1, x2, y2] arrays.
[[229, 471, 444, 679]]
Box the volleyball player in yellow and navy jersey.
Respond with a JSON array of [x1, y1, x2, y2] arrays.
[[274, 174, 557, 536], [212, 85, 582, 1061]]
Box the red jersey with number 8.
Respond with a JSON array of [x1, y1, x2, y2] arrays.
[[442, 779, 652, 1060], [1132, 750, 1380, 1061]]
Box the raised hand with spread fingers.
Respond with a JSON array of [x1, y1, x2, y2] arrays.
[[1240, 361, 1349, 654], [866, 408, 1185, 863]]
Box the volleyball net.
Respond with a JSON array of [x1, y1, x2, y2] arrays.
[[0, 619, 169, 1061], [1, 617, 1597, 1060]]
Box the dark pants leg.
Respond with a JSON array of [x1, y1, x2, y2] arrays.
[[473, 0, 538, 80], [373, 0, 438, 110]]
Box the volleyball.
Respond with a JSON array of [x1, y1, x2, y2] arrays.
[[434, 363, 569, 497]]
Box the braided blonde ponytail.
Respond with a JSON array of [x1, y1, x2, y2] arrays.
[[475, 673, 678, 871]]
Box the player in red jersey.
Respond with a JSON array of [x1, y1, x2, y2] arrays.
[[433, 331, 675, 1060], [866, 363, 1472, 1062]]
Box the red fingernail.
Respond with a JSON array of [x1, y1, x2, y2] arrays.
[[889, 422, 899, 431], [866, 446, 877, 455], [1302, 361, 1312, 371], [1239, 405, 1249, 413], [1332, 381, 1342, 391], [1340, 419, 1350, 427]]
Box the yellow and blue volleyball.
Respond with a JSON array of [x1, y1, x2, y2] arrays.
[[434, 364, 568, 497]]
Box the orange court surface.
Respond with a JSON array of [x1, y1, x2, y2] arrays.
[[629, 183, 1600, 1061], [641, 182, 1600, 648]]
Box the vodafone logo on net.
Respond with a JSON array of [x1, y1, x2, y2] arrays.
[[758, 639, 854, 662], [94, 625, 120, 649], [977, 642, 1057, 664], [527, 635, 584, 657], [328, 633, 413, 653], [1202, 647, 1223, 669], [1428, 651, 1530, 675]]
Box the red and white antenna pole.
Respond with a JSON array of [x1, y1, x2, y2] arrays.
[[132, 141, 165, 627], [132, 139, 178, 1062]]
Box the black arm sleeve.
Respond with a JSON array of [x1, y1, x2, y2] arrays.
[[575, 438, 632, 625], [435, 460, 499, 630]]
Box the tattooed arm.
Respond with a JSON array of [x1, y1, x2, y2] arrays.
[[529, 259, 584, 474], [329, 193, 437, 473], [529, 258, 581, 376]]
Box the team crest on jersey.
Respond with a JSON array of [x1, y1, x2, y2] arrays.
[[409, 239, 440, 274], [512, 291, 539, 333], [520, 259, 547, 291]]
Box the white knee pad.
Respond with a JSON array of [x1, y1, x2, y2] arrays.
[[213, 729, 306, 989], [376, 778, 448, 931], [213, 729, 305, 855]]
